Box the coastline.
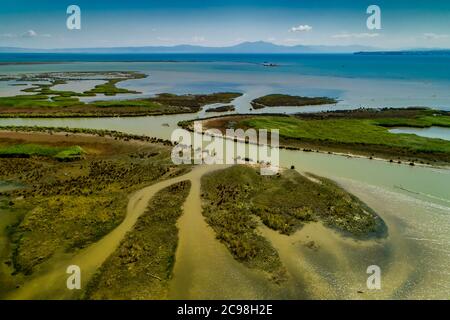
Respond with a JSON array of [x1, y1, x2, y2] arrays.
[[179, 112, 450, 169]]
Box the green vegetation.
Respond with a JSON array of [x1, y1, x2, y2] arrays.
[[19, 71, 145, 97], [0, 133, 190, 277], [0, 72, 242, 117], [251, 94, 337, 109], [201, 166, 384, 279], [152, 92, 240, 106], [84, 78, 142, 96], [205, 105, 236, 113], [84, 181, 191, 300], [0, 144, 83, 161], [206, 108, 450, 164]]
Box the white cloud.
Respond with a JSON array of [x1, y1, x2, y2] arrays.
[[290, 25, 312, 32], [332, 32, 380, 39], [22, 30, 37, 38], [1, 30, 51, 39], [423, 33, 449, 40]]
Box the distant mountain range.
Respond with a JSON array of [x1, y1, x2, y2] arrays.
[[0, 41, 379, 54], [1, 42, 448, 55]]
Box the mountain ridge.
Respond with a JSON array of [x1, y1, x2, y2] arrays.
[[0, 41, 379, 54]]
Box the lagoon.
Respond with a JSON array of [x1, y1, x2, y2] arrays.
[[389, 126, 450, 141]]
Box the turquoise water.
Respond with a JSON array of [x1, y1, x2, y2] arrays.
[[1, 53, 450, 82], [1, 54, 450, 110]]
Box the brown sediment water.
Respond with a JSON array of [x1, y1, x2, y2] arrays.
[[254, 175, 450, 300], [168, 166, 276, 299], [5, 165, 229, 299], [6, 165, 279, 300], [327, 178, 448, 299], [2, 165, 449, 299]]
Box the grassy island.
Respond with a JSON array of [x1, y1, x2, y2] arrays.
[[251, 94, 337, 109], [84, 181, 191, 300], [205, 105, 236, 113], [201, 165, 385, 280], [201, 108, 450, 165], [0, 72, 242, 117]]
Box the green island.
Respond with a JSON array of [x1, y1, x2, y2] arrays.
[[199, 108, 450, 165], [201, 165, 386, 281], [0, 144, 83, 161], [205, 104, 236, 113], [0, 72, 242, 117], [84, 181, 191, 300], [250, 94, 337, 109]]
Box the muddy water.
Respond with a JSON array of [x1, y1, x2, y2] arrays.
[[5, 167, 212, 299], [7, 165, 272, 299], [168, 165, 278, 299]]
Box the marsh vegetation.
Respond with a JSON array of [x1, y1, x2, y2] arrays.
[[0, 131, 190, 289], [251, 94, 337, 109], [84, 181, 191, 300], [0, 72, 242, 117], [201, 165, 385, 280], [201, 108, 450, 164]]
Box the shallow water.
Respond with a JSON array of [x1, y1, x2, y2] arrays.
[[52, 80, 106, 93], [1, 59, 450, 110], [168, 165, 278, 299], [389, 127, 450, 141]]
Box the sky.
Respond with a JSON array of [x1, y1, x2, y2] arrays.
[[1, 0, 450, 49]]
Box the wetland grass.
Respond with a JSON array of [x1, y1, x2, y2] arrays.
[[201, 165, 385, 280], [84, 181, 191, 300]]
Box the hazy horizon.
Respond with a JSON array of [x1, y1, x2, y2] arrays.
[[1, 0, 450, 50]]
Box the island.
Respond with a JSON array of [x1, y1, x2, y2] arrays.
[[0, 72, 242, 117], [205, 105, 236, 113], [190, 107, 450, 165], [250, 94, 337, 109]]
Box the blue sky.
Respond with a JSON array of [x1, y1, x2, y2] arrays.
[[1, 0, 450, 49]]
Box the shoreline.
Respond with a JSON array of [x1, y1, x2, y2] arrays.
[[180, 113, 450, 169]]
